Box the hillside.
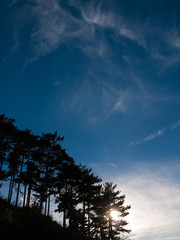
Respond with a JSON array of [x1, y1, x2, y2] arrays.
[[0, 197, 87, 240]]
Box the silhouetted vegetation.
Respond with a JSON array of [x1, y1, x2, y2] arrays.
[[0, 113, 131, 240], [0, 197, 88, 240]]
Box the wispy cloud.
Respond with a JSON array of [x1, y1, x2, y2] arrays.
[[8, 0, 180, 122], [168, 29, 180, 50], [106, 162, 118, 168], [8, 0, 92, 58], [9, 0, 180, 71], [156, 55, 180, 73], [149, 27, 180, 73], [63, 74, 146, 123], [130, 128, 166, 146], [10, 0, 146, 60], [130, 119, 180, 146], [106, 90, 138, 116], [144, 128, 165, 141], [21, 57, 37, 72], [60, 62, 180, 123], [171, 120, 180, 129], [30, 0, 80, 56], [81, 1, 145, 47], [81, 1, 114, 27]]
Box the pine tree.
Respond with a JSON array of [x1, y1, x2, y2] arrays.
[[33, 131, 63, 214], [77, 165, 101, 238], [93, 183, 131, 240], [55, 158, 79, 229], [0, 114, 17, 187]]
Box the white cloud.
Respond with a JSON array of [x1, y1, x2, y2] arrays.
[[62, 69, 176, 123], [130, 119, 180, 146], [171, 120, 180, 129], [169, 29, 180, 50], [108, 90, 134, 114], [80, 39, 108, 58], [111, 163, 180, 240], [9, 0, 180, 70], [81, 2, 114, 27], [13, 0, 90, 58], [119, 26, 145, 47], [21, 57, 37, 72], [22, 0, 146, 58], [10, 0, 180, 121], [112, 99, 126, 113], [30, 0, 71, 56], [64, 75, 143, 123], [81, 1, 145, 47], [106, 162, 118, 168], [149, 28, 180, 72], [152, 51, 180, 73], [130, 128, 166, 145], [143, 128, 166, 141], [28, 0, 109, 58]]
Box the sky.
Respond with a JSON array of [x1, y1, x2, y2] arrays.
[[0, 0, 180, 239]]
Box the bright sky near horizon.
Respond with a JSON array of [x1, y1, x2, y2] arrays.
[[0, 0, 180, 239]]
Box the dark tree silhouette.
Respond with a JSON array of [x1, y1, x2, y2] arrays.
[[77, 165, 102, 238], [33, 131, 63, 214], [0, 114, 17, 187], [0, 113, 131, 240], [92, 182, 131, 240]]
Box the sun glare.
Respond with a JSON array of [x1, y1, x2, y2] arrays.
[[110, 210, 119, 221]]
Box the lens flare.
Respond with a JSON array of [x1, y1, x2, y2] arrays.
[[110, 210, 119, 221]]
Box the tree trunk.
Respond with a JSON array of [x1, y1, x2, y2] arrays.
[[8, 175, 13, 203], [87, 203, 90, 239], [9, 180, 14, 204], [15, 180, 20, 207], [8, 175, 14, 204], [109, 217, 112, 240], [47, 194, 50, 216], [63, 181, 68, 228], [63, 209, 66, 228], [15, 155, 24, 207], [0, 159, 4, 172], [45, 196, 47, 215], [26, 183, 32, 208], [26, 157, 35, 208], [100, 226, 103, 240], [40, 197, 43, 213], [23, 154, 30, 207], [23, 184, 27, 207], [82, 200, 86, 235], [0, 149, 6, 172]]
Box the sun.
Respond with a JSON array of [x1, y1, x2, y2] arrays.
[[110, 210, 120, 221]]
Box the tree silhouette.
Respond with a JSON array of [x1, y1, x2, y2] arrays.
[[0, 114, 17, 187], [77, 165, 102, 238], [32, 131, 63, 214], [92, 182, 131, 240], [55, 158, 78, 228], [0, 113, 131, 240]]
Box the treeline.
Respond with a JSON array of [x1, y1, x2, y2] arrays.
[[0, 114, 131, 240]]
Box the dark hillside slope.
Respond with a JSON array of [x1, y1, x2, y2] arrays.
[[0, 198, 87, 240]]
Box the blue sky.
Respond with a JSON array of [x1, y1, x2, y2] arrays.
[[0, 0, 180, 239]]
